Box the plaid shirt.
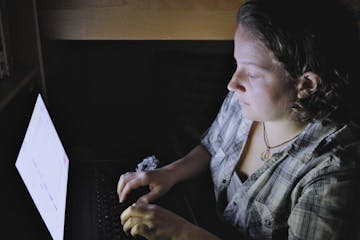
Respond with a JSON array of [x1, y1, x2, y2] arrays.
[[201, 91, 360, 240]]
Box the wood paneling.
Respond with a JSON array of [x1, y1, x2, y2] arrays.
[[39, 0, 244, 40], [0, 0, 46, 112], [40, 0, 241, 11]]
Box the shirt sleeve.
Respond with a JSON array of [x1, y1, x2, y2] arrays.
[[200, 91, 235, 156], [287, 161, 355, 240]]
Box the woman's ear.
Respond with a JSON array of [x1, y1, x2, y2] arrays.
[[296, 72, 321, 99]]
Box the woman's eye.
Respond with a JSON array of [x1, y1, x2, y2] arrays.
[[248, 73, 257, 80]]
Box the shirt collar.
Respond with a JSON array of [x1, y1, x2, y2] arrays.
[[288, 120, 340, 159]]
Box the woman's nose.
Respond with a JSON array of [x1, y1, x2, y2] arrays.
[[227, 73, 246, 92]]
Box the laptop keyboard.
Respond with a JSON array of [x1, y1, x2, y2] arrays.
[[95, 168, 127, 239], [92, 164, 193, 240], [94, 168, 147, 240]]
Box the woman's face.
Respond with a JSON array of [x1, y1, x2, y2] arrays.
[[228, 24, 297, 122]]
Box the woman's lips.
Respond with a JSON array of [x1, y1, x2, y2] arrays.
[[238, 99, 250, 106], [234, 92, 249, 106]]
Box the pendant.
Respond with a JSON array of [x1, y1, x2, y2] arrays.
[[260, 149, 270, 161]]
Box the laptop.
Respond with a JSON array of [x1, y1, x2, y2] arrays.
[[15, 94, 196, 240], [15, 94, 69, 240]]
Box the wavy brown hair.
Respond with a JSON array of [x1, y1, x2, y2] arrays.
[[237, 0, 359, 123]]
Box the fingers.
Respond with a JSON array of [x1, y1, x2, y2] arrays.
[[137, 187, 162, 203], [130, 223, 152, 239], [121, 215, 153, 239], [117, 172, 147, 203], [121, 203, 186, 240], [120, 203, 149, 225], [123, 216, 147, 233], [117, 172, 132, 197], [121, 203, 155, 238], [120, 178, 140, 203]]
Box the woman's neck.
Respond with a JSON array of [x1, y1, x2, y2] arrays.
[[262, 119, 307, 147]]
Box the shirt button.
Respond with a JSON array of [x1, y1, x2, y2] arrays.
[[264, 219, 272, 226], [233, 202, 237, 206], [222, 179, 227, 183]]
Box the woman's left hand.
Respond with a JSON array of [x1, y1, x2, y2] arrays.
[[120, 201, 190, 240]]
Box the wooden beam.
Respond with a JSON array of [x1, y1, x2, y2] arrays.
[[39, 0, 244, 40]]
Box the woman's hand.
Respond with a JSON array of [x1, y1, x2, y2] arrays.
[[117, 145, 211, 204], [117, 167, 176, 203], [120, 202, 191, 240]]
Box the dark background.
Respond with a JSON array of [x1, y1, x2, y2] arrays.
[[42, 40, 234, 164]]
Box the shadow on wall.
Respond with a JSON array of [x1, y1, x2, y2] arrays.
[[43, 40, 234, 164]]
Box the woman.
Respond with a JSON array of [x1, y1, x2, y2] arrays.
[[117, 0, 359, 239]]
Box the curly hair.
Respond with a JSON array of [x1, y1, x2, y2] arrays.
[[237, 0, 359, 123]]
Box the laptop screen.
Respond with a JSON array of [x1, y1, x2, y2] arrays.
[[15, 94, 69, 240]]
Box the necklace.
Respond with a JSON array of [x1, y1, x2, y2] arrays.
[[260, 122, 300, 161]]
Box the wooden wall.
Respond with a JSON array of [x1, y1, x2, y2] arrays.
[[38, 0, 244, 40]]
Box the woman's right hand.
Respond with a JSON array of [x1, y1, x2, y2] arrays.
[[117, 167, 176, 204]]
